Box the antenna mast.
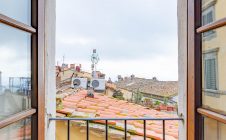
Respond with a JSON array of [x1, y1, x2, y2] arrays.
[[63, 55, 65, 65], [91, 49, 99, 77]]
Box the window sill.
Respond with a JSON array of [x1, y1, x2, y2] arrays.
[[0, 109, 36, 129], [202, 89, 226, 97], [202, 31, 216, 41], [197, 108, 226, 124]]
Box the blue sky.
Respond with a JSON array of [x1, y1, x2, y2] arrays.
[[56, 0, 178, 81]]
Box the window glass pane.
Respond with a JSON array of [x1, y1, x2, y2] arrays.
[[202, 26, 226, 115], [0, 117, 31, 140], [202, 0, 226, 25], [0, 0, 31, 25], [204, 117, 226, 140], [0, 23, 31, 120]]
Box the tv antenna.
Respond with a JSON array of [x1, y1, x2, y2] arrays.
[[91, 49, 99, 72]]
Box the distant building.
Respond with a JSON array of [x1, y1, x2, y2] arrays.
[[115, 77, 178, 102]]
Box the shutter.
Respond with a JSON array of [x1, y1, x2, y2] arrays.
[[207, 11, 213, 24], [205, 59, 217, 90], [202, 14, 207, 26], [203, 11, 214, 37]]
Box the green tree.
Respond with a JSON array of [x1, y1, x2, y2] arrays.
[[113, 90, 124, 100], [133, 89, 143, 104], [154, 100, 161, 106], [163, 97, 169, 105]]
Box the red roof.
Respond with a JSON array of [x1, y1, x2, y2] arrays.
[[57, 90, 179, 140]]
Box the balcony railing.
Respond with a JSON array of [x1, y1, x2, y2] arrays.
[[49, 117, 183, 140]]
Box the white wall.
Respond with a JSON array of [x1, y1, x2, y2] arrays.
[[178, 0, 187, 139], [45, 0, 56, 139]]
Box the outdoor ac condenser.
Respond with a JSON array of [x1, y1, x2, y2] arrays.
[[71, 78, 88, 89], [90, 79, 106, 91]]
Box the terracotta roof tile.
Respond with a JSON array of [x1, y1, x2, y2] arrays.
[[57, 90, 179, 140], [115, 78, 178, 97]]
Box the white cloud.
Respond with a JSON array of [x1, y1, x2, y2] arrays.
[[99, 57, 178, 81], [0, 47, 30, 85], [58, 37, 96, 46], [56, 0, 178, 81], [0, 46, 17, 61]]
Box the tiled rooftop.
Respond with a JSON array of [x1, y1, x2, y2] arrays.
[[115, 78, 178, 97], [57, 90, 179, 140]]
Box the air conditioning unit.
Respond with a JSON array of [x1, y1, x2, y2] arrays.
[[90, 79, 106, 91], [71, 78, 88, 89]]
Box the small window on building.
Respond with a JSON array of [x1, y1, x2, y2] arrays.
[[202, 6, 215, 38], [202, 10, 213, 25], [203, 51, 218, 90]]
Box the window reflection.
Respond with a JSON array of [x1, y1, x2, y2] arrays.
[[202, 26, 226, 115], [0, 23, 31, 120], [202, 1, 216, 39], [204, 117, 226, 140], [0, 0, 31, 25], [0, 117, 31, 140], [202, 0, 226, 24]]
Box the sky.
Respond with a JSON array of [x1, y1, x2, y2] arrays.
[[0, 24, 31, 86], [56, 0, 178, 81], [0, 1, 31, 86]]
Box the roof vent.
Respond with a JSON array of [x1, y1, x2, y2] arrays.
[[152, 77, 158, 81]]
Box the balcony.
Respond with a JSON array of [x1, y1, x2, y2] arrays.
[[54, 90, 183, 140], [50, 117, 183, 140]]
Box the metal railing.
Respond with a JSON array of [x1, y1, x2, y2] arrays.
[[49, 117, 183, 140]]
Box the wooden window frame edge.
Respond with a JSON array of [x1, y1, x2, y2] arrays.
[[187, 0, 203, 140], [197, 17, 226, 33], [0, 109, 36, 129], [37, 0, 45, 140], [197, 108, 226, 124], [0, 14, 36, 33], [31, 0, 45, 140], [0, 0, 45, 140]]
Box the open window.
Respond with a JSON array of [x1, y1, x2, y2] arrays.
[[188, 0, 226, 139], [0, 1, 45, 140]]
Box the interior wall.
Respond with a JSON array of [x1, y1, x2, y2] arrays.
[[177, 0, 187, 139], [45, 0, 56, 139]]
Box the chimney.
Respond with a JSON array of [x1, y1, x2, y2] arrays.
[[70, 64, 75, 69], [76, 66, 81, 72], [152, 77, 158, 81], [62, 63, 68, 69], [131, 74, 135, 80], [117, 75, 122, 81]]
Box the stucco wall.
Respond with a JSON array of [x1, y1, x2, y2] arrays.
[[120, 89, 133, 101], [105, 88, 114, 97]]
